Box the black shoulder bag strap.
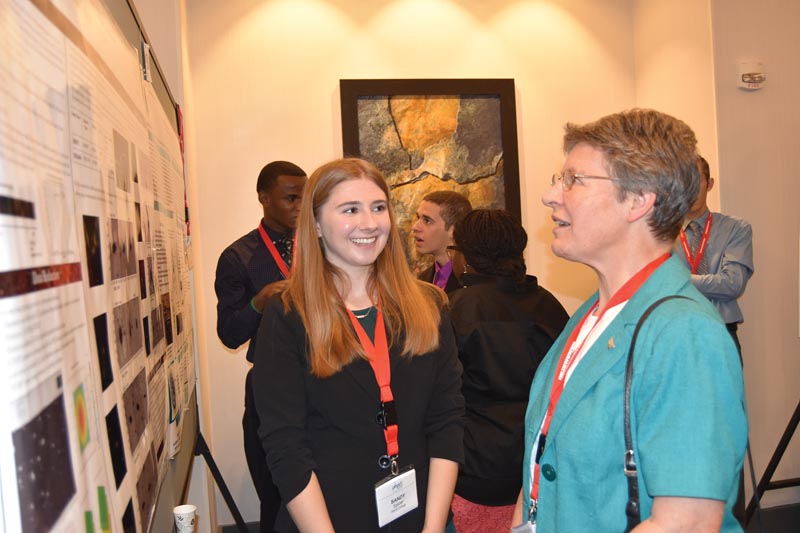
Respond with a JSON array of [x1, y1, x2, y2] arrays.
[[624, 295, 691, 532]]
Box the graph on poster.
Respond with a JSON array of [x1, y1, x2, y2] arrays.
[[0, 0, 195, 531]]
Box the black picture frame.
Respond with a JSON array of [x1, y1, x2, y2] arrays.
[[339, 78, 521, 221]]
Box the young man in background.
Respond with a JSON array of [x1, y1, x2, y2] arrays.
[[412, 190, 472, 293], [214, 160, 307, 532]]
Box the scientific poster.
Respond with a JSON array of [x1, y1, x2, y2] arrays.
[[0, 0, 194, 531]]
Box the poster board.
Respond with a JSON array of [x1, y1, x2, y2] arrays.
[[0, 0, 196, 531]]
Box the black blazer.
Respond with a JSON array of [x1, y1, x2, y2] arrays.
[[418, 264, 463, 294], [253, 295, 465, 532]]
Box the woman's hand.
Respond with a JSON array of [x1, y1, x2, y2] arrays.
[[631, 496, 724, 533]]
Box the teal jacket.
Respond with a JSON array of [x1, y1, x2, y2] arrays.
[[522, 255, 747, 532]]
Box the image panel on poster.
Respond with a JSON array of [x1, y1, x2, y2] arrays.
[[109, 218, 137, 282], [136, 448, 158, 531], [121, 498, 135, 532], [93, 313, 114, 391], [12, 390, 76, 533], [121, 369, 148, 453], [104, 406, 127, 489], [112, 297, 142, 369], [82, 215, 104, 287]]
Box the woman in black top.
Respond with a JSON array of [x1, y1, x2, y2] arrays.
[[447, 209, 568, 532], [253, 158, 465, 532]]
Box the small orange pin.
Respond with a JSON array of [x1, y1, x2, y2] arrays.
[[608, 337, 615, 349]]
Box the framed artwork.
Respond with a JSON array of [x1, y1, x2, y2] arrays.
[[340, 78, 521, 271]]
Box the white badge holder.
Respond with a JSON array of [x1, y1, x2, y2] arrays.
[[374, 464, 418, 527]]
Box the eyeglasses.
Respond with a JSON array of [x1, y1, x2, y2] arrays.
[[551, 170, 617, 191]]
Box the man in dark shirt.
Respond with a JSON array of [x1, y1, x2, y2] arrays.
[[214, 161, 306, 532]]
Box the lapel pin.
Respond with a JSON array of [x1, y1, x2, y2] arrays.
[[608, 337, 615, 349]]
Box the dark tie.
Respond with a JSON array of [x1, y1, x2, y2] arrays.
[[276, 235, 293, 268], [688, 220, 707, 275]]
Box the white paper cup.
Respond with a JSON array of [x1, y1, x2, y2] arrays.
[[173, 504, 197, 532]]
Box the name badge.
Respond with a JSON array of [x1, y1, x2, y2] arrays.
[[510, 522, 536, 533], [374, 465, 418, 527]]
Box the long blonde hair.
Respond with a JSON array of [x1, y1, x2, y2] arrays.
[[283, 158, 444, 378]]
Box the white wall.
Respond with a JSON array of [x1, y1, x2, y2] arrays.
[[134, 0, 799, 526], [711, 0, 800, 508], [632, 0, 720, 205]]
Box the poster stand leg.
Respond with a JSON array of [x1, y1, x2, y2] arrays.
[[195, 431, 250, 533], [745, 397, 800, 526]]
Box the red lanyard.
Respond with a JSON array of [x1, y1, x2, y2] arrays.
[[530, 253, 670, 506], [257, 223, 291, 279], [347, 305, 399, 461], [678, 214, 713, 274]]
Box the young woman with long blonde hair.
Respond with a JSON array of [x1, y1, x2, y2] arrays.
[[253, 158, 465, 532]]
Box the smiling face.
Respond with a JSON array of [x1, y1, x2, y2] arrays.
[[315, 177, 391, 278], [542, 142, 631, 268], [411, 200, 453, 265]]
